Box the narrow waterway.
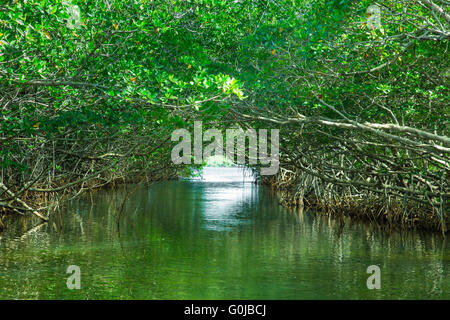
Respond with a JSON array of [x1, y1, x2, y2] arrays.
[[0, 167, 448, 299]]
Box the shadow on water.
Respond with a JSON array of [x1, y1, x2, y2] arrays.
[[0, 167, 448, 299]]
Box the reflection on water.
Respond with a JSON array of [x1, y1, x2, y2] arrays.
[[191, 167, 258, 231], [191, 168, 257, 231], [0, 168, 448, 299], [199, 183, 258, 231]]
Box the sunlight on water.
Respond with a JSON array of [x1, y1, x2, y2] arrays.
[[190, 167, 257, 231], [200, 184, 258, 231]]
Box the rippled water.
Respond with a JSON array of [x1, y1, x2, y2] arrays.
[[0, 168, 448, 299]]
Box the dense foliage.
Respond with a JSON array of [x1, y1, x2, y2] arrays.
[[0, 0, 448, 230]]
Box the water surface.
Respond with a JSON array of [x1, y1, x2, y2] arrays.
[[0, 168, 448, 299]]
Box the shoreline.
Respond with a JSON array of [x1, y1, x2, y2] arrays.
[[262, 177, 449, 234], [1, 167, 448, 234]]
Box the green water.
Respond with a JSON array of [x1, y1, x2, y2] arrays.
[[0, 168, 448, 299]]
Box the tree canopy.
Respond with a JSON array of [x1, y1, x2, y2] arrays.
[[0, 0, 448, 231]]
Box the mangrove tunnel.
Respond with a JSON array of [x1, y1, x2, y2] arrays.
[[0, 0, 449, 300]]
